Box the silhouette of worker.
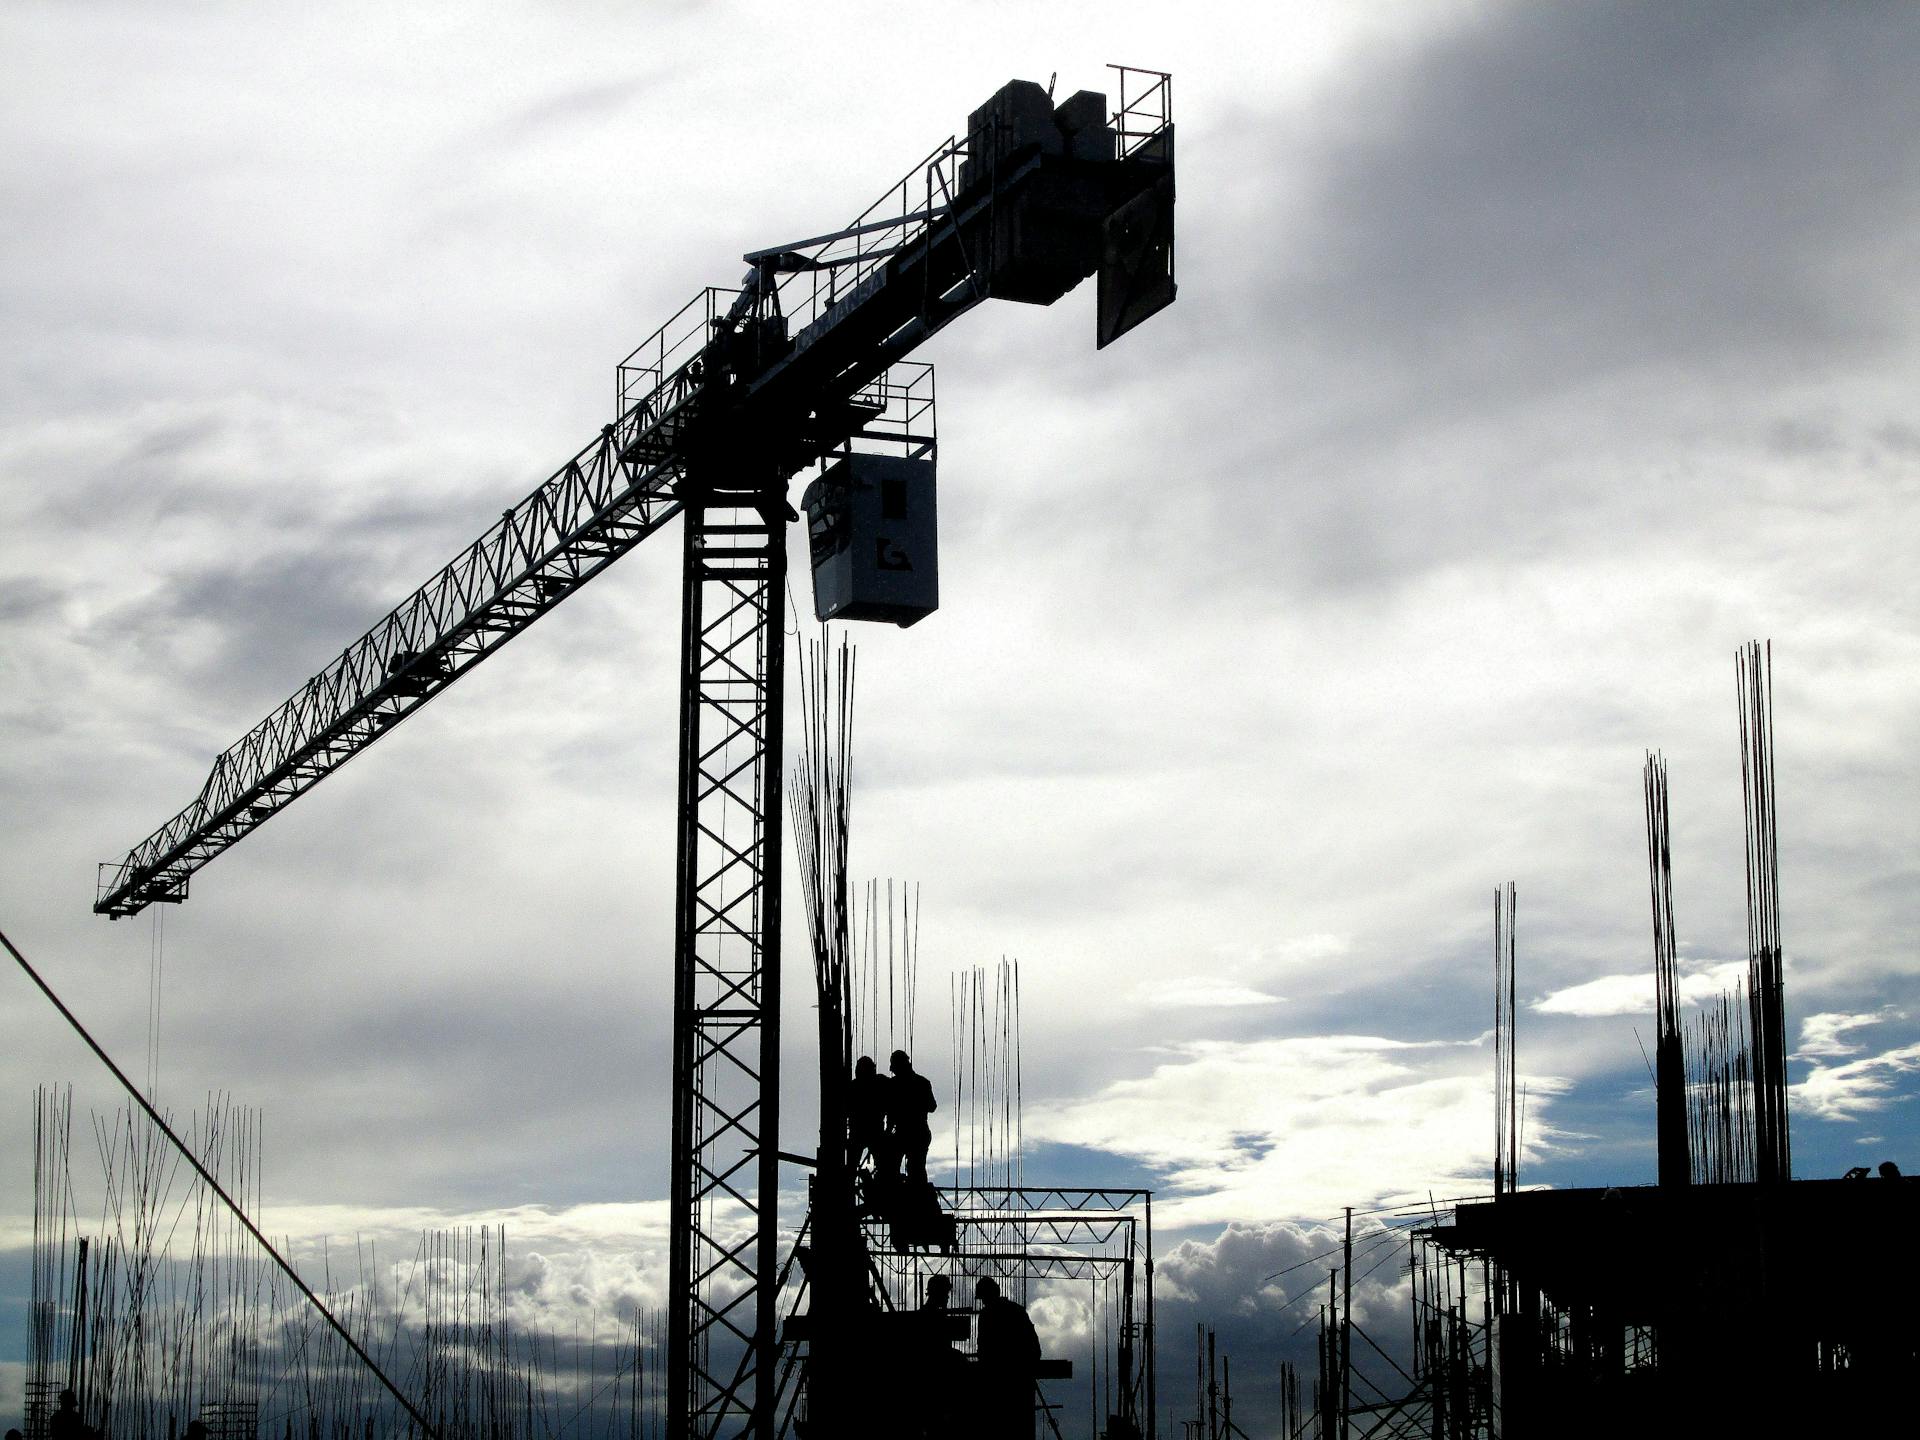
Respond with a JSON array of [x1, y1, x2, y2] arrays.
[[1881, 1159, 1903, 1178], [973, 1277, 1041, 1440], [49, 1392, 85, 1440], [888, 1049, 937, 1186], [850, 1054, 892, 1174], [9, 1425, 26, 1440], [914, 1275, 962, 1438]]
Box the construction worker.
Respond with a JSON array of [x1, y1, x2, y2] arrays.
[[48, 1392, 87, 1440], [915, 1275, 963, 1439], [849, 1054, 892, 1174], [888, 1049, 937, 1186], [973, 1277, 1040, 1440]]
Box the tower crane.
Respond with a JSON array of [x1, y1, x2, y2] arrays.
[[92, 69, 1176, 1439]]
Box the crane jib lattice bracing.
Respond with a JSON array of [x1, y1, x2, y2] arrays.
[[94, 65, 1174, 929], [92, 399, 691, 918], [92, 67, 1175, 1440]]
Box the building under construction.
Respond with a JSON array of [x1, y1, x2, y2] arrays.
[[1387, 644, 1920, 1436]]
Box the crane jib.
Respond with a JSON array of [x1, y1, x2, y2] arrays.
[[93, 75, 1175, 925]]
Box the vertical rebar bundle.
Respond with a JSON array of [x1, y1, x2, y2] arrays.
[[1735, 640, 1790, 1182], [785, 627, 869, 1433], [29, 1086, 77, 1439], [1684, 986, 1756, 1185], [850, 879, 920, 1065], [950, 959, 1024, 1193], [1491, 884, 1518, 1197], [25, 1089, 671, 1440], [789, 629, 857, 1126], [1642, 753, 1690, 1188]]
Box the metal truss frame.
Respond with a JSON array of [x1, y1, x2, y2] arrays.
[[94, 315, 720, 918], [669, 492, 786, 1440], [947, 1251, 1132, 1282], [851, 1185, 1157, 1438], [946, 1186, 1152, 1214], [953, 1213, 1135, 1245]]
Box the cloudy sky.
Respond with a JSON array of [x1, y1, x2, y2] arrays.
[[5, 0, 1920, 1431]]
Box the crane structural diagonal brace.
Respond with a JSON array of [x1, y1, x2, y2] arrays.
[[669, 488, 786, 1439]]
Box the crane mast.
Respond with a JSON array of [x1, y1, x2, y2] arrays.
[[93, 69, 1175, 1439]]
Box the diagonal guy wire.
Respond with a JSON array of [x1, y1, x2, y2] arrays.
[[2, 922, 442, 1440]]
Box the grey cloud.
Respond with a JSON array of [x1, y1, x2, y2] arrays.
[[501, 74, 667, 139], [108, 549, 401, 695], [1152, 1217, 1417, 1424], [1266, 1, 1920, 385], [0, 576, 60, 623], [1068, 0, 1920, 606], [1874, 422, 1920, 459]]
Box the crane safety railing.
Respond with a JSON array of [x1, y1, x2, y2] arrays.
[[1111, 65, 1173, 157], [615, 286, 738, 434], [739, 62, 1175, 374], [775, 128, 974, 354], [847, 361, 936, 462]]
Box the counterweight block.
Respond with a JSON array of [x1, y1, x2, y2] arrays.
[[958, 77, 1177, 348]]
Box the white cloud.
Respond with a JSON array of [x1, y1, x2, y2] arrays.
[[1793, 1041, 1920, 1121], [263, 1198, 675, 1254], [1028, 1035, 1567, 1227], [1248, 934, 1353, 969], [1156, 1220, 1337, 1311], [1533, 973, 1651, 1019], [1534, 959, 1750, 1018], [1795, 1008, 1902, 1059], [1028, 1290, 1092, 1356], [1151, 1217, 1417, 1374], [1134, 978, 1287, 1009]]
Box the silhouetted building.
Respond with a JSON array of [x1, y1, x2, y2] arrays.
[[1428, 1176, 1919, 1433]]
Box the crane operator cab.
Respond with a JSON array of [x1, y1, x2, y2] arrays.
[[801, 453, 938, 627]]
